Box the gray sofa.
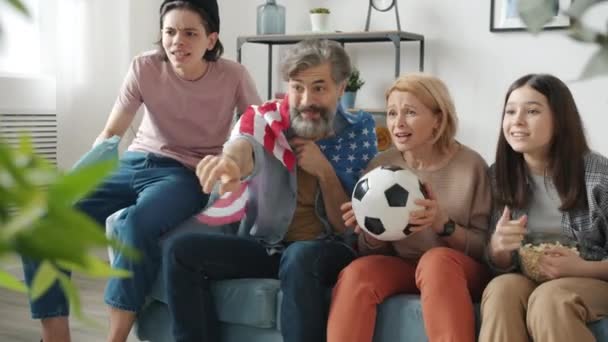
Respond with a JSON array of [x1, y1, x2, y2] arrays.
[[133, 277, 608, 342], [106, 213, 608, 342]]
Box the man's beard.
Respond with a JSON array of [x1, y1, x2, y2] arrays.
[[290, 104, 334, 140]]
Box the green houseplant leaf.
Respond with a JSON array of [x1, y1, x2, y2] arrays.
[[57, 256, 132, 279], [579, 45, 608, 79], [0, 0, 138, 322], [310, 7, 330, 14], [0, 135, 138, 321], [568, 21, 604, 44], [6, 0, 30, 17], [47, 159, 117, 208], [517, 0, 608, 80], [566, 0, 607, 18], [30, 261, 59, 300], [517, 0, 557, 33], [345, 68, 365, 92], [56, 272, 85, 319], [0, 269, 27, 293], [0, 192, 46, 240]]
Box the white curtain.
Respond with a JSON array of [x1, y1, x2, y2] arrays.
[[0, 0, 42, 75], [53, 0, 161, 169]]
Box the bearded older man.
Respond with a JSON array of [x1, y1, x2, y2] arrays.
[[161, 39, 378, 342]]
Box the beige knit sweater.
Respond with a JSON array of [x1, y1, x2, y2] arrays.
[[358, 143, 491, 262]]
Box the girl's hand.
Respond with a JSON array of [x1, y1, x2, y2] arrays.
[[539, 247, 588, 280], [490, 206, 527, 254]]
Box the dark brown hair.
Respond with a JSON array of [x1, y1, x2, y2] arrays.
[[494, 74, 589, 210], [156, 1, 224, 62]]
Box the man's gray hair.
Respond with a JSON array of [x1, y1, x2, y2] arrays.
[[280, 39, 352, 84]]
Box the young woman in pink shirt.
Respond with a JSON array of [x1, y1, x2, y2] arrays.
[[22, 1, 260, 341]]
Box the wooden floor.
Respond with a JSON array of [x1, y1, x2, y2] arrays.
[[0, 257, 139, 342]]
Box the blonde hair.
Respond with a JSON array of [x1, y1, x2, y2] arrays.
[[384, 73, 458, 154]]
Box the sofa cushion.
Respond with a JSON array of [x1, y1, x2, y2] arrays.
[[373, 294, 435, 342], [221, 323, 283, 342], [276, 291, 283, 331], [107, 209, 282, 329], [136, 300, 283, 342], [591, 319, 608, 340], [372, 294, 608, 342], [149, 276, 281, 329], [212, 278, 281, 329], [139, 286, 608, 342]]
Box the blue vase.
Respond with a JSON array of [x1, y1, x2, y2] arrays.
[[256, 0, 286, 35], [341, 91, 357, 110]]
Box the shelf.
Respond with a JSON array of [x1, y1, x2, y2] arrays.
[[236, 30, 425, 99], [237, 30, 424, 46]]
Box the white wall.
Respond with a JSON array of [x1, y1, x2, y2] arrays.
[[121, 0, 164, 149], [0, 76, 55, 114], [220, 0, 608, 161], [51, 0, 608, 166], [55, 0, 161, 168], [0, 1, 55, 120]]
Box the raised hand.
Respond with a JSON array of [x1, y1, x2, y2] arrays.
[[196, 154, 242, 195], [490, 206, 527, 254]]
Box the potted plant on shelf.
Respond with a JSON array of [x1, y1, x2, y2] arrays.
[[340, 67, 365, 109], [309, 7, 330, 32]]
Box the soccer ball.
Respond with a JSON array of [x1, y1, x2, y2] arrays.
[[351, 165, 427, 241]]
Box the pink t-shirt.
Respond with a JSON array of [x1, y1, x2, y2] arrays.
[[113, 50, 261, 169]]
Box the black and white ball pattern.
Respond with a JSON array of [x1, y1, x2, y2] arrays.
[[352, 165, 427, 241]]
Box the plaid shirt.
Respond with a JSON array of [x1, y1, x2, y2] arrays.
[[486, 152, 608, 272]]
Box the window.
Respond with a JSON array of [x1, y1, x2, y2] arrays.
[[0, 0, 41, 76]]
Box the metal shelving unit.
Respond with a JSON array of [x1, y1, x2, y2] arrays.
[[236, 30, 425, 99]]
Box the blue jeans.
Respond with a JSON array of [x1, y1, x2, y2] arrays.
[[22, 151, 208, 318], [163, 227, 356, 342]]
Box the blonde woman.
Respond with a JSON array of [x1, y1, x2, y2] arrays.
[[327, 73, 491, 342]]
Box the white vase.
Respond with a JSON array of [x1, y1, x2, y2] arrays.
[[310, 13, 330, 32]]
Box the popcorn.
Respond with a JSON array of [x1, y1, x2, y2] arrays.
[[518, 242, 579, 283]]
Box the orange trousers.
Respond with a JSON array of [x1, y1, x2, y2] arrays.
[[327, 247, 490, 342]]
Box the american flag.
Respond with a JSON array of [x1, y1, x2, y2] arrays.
[[316, 110, 378, 193], [196, 99, 377, 225], [232, 99, 296, 171]]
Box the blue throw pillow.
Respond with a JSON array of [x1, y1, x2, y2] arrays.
[[72, 135, 120, 170]]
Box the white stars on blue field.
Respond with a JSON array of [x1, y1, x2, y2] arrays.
[[314, 113, 379, 192], [317, 122, 378, 177]]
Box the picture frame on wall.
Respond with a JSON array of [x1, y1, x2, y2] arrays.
[[490, 0, 572, 32]]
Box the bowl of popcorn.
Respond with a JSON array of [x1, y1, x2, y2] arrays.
[[518, 233, 579, 283]]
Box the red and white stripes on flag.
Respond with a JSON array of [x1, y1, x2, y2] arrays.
[[232, 99, 296, 171], [196, 99, 295, 225], [196, 181, 250, 225]]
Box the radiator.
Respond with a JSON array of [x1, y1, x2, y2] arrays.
[[0, 110, 58, 165]]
